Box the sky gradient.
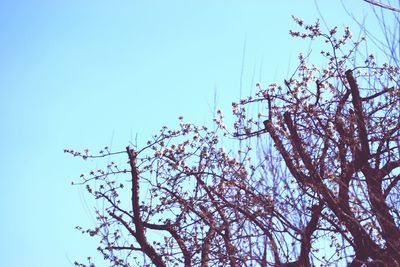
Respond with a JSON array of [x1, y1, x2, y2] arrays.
[[0, 1, 385, 266]]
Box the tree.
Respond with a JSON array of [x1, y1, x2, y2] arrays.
[[254, 18, 400, 265], [67, 12, 400, 267]]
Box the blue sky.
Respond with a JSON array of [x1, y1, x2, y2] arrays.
[[0, 1, 384, 266]]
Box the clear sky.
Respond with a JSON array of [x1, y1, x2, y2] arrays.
[[0, 1, 385, 266]]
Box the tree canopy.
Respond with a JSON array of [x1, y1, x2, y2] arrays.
[[67, 7, 400, 267]]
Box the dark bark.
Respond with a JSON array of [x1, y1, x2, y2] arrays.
[[126, 147, 166, 267]]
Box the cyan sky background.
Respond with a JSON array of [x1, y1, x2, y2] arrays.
[[0, 1, 387, 266]]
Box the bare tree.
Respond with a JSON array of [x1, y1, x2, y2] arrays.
[[67, 15, 399, 267], [346, 0, 399, 68]]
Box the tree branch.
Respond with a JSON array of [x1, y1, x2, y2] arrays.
[[126, 147, 166, 267]]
